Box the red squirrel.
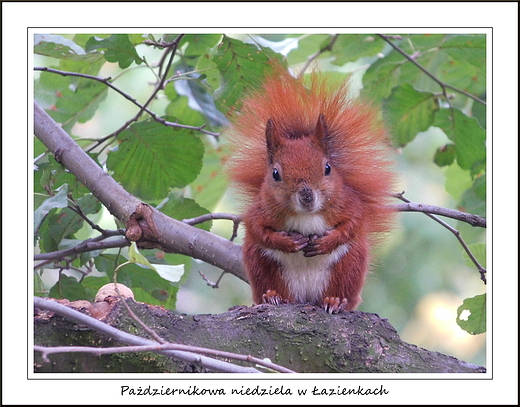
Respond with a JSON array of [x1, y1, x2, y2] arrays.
[[226, 65, 396, 313]]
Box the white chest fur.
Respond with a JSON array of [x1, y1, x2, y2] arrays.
[[263, 213, 349, 304]]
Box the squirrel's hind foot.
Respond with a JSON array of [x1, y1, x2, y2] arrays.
[[323, 297, 349, 314], [262, 290, 288, 305]]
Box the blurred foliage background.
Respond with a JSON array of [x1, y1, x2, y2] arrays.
[[34, 33, 487, 367]]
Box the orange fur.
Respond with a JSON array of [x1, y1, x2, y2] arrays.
[[226, 65, 396, 312]]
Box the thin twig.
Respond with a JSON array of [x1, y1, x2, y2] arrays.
[[34, 296, 261, 373], [56, 259, 89, 277], [298, 34, 339, 77], [378, 34, 486, 106], [198, 269, 229, 289], [34, 233, 128, 263], [98, 34, 186, 144], [134, 35, 184, 124], [34, 343, 294, 373], [393, 192, 486, 283], [183, 213, 242, 241], [113, 278, 167, 344], [67, 199, 106, 235], [34, 66, 220, 142]]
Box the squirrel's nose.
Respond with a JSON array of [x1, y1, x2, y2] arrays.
[[298, 186, 315, 207]]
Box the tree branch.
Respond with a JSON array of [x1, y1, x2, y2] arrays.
[[34, 296, 486, 374], [34, 101, 247, 282], [391, 201, 486, 228]]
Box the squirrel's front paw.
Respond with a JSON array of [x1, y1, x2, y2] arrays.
[[323, 297, 348, 314], [262, 290, 288, 305], [302, 233, 330, 257], [279, 231, 309, 252], [302, 230, 342, 257]]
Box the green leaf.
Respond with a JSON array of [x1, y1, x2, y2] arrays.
[[38, 194, 101, 255], [362, 58, 403, 102], [287, 34, 330, 65], [58, 55, 106, 82], [60, 80, 108, 127], [160, 194, 212, 231], [395, 35, 451, 93], [95, 253, 182, 308], [433, 108, 486, 175], [456, 294, 486, 335], [36, 70, 108, 133], [106, 117, 204, 200], [189, 141, 229, 212], [153, 264, 185, 284], [37, 153, 92, 199], [383, 83, 438, 146], [85, 34, 143, 68], [96, 254, 163, 290], [76, 193, 102, 215], [181, 34, 222, 57], [440, 35, 486, 68], [34, 69, 73, 111], [165, 92, 206, 127], [212, 35, 281, 114], [127, 34, 146, 45], [71, 33, 112, 48], [49, 274, 88, 301], [34, 184, 68, 236], [128, 243, 185, 284], [130, 286, 179, 309], [195, 55, 221, 93], [172, 62, 228, 126], [34, 34, 102, 62], [364, 34, 486, 104], [444, 162, 473, 201], [330, 34, 385, 65], [128, 242, 153, 269], [459, 175, 486, 217], [472, 97, 486, 128], [434, 143, 456, 167], [437, 57, 485, 101], [38, 192, 96, 253], [39, 208, 84, 253], [34, 272, 47, 297]]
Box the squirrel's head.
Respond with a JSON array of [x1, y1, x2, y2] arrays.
[[263, 115, 341, 214]]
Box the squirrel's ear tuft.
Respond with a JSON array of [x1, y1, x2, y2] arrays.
[[314, 113, 329, 153], [265, 119, 276, 164]]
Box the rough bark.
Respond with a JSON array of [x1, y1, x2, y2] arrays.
[[34, 297, 486, 374]]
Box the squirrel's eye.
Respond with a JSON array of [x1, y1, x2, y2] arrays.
[[272, 168, 282, 182], [324, 162, 331, 176]]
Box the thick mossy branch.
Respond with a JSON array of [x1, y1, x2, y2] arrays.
[[34, 298, 485, 374]]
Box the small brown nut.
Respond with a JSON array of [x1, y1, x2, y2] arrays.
[[90, 301, 110, 319], [95, 283, 134, 302]]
